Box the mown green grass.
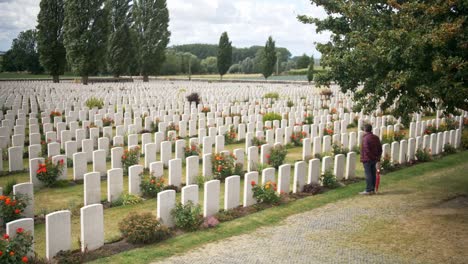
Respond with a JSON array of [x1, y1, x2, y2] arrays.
[[89, 151, 468, 264]]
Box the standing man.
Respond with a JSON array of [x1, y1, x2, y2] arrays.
[[360, 123, 382, 195]]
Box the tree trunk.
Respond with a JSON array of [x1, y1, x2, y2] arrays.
[[82, 75, 89, 85], [52, 75, 59, 83], [143, 75, 149, 82]]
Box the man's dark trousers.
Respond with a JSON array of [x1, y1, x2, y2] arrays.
[[363, 161, 377, 192]]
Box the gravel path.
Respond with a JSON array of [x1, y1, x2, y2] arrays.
[[153, 191, 427, 264]]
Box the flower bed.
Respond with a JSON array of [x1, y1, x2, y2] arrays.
[[37, 158, 65, 187], [0, 228, 33, 264]]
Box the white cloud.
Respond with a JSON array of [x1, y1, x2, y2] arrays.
[[0, 0, 330, 57]]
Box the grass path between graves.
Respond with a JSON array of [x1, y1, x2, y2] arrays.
[[91, 150, 468, 264]]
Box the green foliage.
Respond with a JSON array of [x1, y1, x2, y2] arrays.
[[133, 0, 170, 81], [462, 130, 468, 150], [224, 126, 238, 145], [119, 212, 171, 244], [320, 170, 338, 189], [184, 143, 200, 158], [140, 176, 165, 198], [63, 0, 108, 84], [307, 56, 314, 83], [263, 92, 279, 100], [291, 131, 307, 147], [36, 158, 65, 187], [299, 1, 468, 119], [251, 181, 280, 204], [171, 201, 204, 232], [85, 97, 104, 109], [296, 53, 310, 69], [196, 175, 205, 188], [217, 32, 233, 78], [331, 143, 349, 156], [262, 112, 281, 122], [251, 136, 267, 148], [212, 153, 237, 181], [122, 147, 140, 175], [0, 194, 29, 224], [443, 144, 456, 155], [107, 0, 133, 77], [380, 154, 394, 174], [2, 30, 44, 74], [112, 193, 143, 207], [304, 114, 314, 125], [0, 228, 33, 264], [262, 36, 277, 79], [36, 0, 66, 82], [416, 148, 432, 162], [351, 145, 361, 155], [268, 145, 287, 169], [3, 179, 17, 196], [201, 56, 218, 74], [287, 100, 294, 107]]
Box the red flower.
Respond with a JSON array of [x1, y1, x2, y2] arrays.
[[251, 181, 256, 186], [10, 251, 15, 256], [150, 179, 155, 184], [3, 234, 9, 240], [59, 159, 64, 165], [16, 228, 24, 234], [15, 209, 21, 214], [217, 165, 222, 172], [22, 256, 28, 263], [0, 251, 2, 256], [122, 155, 127, 160], [266, 154, 271, 159]]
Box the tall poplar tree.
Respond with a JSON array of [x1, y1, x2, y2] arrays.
[[63, 0, 108, 85], [107, 0, 132, 77], [307, 55, 314, 83], [133, 0, 170, 82], [36, 0, 66, 83], [217, 32, 232, 80], [262, 36, 277, 79]]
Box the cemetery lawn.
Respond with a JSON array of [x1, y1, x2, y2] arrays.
[[89, 151, 468, 264]]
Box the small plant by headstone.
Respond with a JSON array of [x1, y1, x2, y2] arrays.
[[36, 158, 65, 187], [122, 146, 140, 175], [171, 201, 203, 232], [212, 153, 237, 181], [262, 112, 282, 122], [290, 131, 307, 147], [251, 181, 280, 204], [85, 97, 104, 109], [268, 145, 287, 169], [119, 212, 171, 244], [415, 148, 432, 162], [140, 176, 165, 198], [320, 170, 339, 189], [0, 228, 33, 264], [0, 193, 29, 224]]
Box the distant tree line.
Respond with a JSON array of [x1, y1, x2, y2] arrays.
[[1, 0, 316, 83]]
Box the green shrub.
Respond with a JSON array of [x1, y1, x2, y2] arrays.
[[320, 170, 339, 189], [212, 153, 237, 181], [122, 146, 140, 175], [140, 176, 165, 198], [186, 92, 201, 105], [380, 154, 394, 174], [291, 131, 307, 147], [36, 158, 65, 187], [112, 194, 143, 207], [0, 228, 33, 264], [0, 193, 29, 224], [415, 148, 432, 162], [171, 201, 203, 231], [462, 129, 468, 150], [263, 92, 279, 100], [268, 145, 287, 169], [251, 181, 281, 204], [85, 97, 104, 109], [304, 114, 313, 125], [118, 212, 171, 244], [443, 144, 456, 155], [287, 100, 294, 107], [3, 179, 17, 195], [351, 145, 361, 154], [263, 112, 282, 122], [332, 143, 349, 156]]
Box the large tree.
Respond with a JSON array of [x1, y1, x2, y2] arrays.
[[133, 0, 170, 82], [107, 0, 133, 77], [217, 32, 232, 79], [6, 30, 43, 74], [36, 0, 66, 83], [299, 1, 468, 123], [262, 36, 277, 79], [296, 54, 310, 69], [63, 0, 108, 85]]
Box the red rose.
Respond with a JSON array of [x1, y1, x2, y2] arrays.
[[10, 251, 15, 256], [16, 228, 24, 234], [3, 234, 9, 239], [251, 181, 256, 186], [15, 209, 21, 214], [22, 256, 28, 263], [0, 250, 2, 256]]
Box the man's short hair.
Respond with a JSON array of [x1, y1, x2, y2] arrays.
[[363, 123, 372, 132]]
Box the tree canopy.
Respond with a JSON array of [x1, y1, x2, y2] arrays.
[[63, 0, 108, 84], [299, 0, 468, 123], [36, 0, 66, 82], [133, 0, 170, 82], [262, 36, 277, 79], [107, 0, 133, 77], [2, 30, 43, 74], [217, 32, 232, 78]]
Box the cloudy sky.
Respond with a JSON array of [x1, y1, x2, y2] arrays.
[[0, 0, 330, 57]]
